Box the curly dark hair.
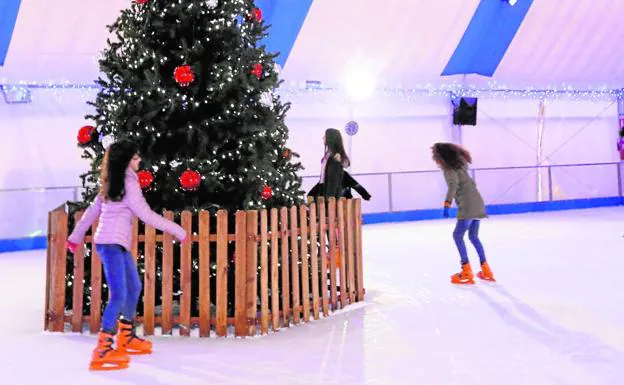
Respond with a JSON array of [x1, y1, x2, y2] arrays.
[[431, 142, 472, 170], [100, 139, 138, 201]]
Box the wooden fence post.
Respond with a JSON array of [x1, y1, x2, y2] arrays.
[[259, 210, 269, 334], [299, 204, 311, 322], [246, 211, 259, 336], [270, 209, 280, 331], [89, 220, 101, 334], [308, 202, 320, 320], [234, 211, 248, 337], [44, 208, 54, 331], [47, 208, 68, 332], [289, 206, 301, 325], [179, 211, 192, 336], [161, 211, 174, 335], [318, 198, 329, 316], [71, 212, 85, 333], [354, 199, 365, 301], [346, 200, 356, 304], [216, 210, 229, 337], [337, 198, 347, 308], [279, 207, 290, 325], [143, 224, 156, 335], [327, 198, 338, 309], [198, 210, 211, 337]]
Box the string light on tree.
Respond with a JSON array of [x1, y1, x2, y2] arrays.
[[100, 134, 115, 149]]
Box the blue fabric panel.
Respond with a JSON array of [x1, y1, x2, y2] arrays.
[[255, 0, 313, 67], [0, 0, 21, 66], [442, 0, 534, 77]]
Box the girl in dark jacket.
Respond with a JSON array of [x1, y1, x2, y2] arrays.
[[319, 128, 350, 197], [307, 170, 371, 201], [314, 128, 350, 269]]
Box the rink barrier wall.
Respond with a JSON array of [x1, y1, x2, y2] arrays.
[[2, 196, 623, 253], [44, 197, 365, 337], [361, 196, 624, 224]]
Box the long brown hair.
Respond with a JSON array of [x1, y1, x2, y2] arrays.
[[100, 139, 138, 201], [432, 142, 472, 170], [324, 128, 350, 167]]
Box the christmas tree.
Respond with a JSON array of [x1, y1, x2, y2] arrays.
[[77, 0, 304, 213], [67, 0, 305, 317]]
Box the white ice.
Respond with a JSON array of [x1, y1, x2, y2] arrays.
[[2, 207, 624, 385]]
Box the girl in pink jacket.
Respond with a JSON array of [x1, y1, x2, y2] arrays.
[[67, 139, 186, 370]]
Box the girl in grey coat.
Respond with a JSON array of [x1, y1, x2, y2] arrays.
[[432, 143, 495, 284]]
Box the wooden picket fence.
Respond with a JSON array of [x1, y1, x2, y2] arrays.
[[45, 198, 364, 337]]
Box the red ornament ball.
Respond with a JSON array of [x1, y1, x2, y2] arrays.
[[252, 8, 263, 22], [251, 63, 263, 79], [174, 65, 195, 87], [261, 185, 273, 200], [77, 125, 95, 145], [137, 170, 154, 189], [135, 0, 148, 4], [283, 148, 291, 159], [180, 170, 201, 190]]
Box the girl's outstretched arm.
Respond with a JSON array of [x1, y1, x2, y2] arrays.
[[126, 177, 186, 241], [68, 194, 103, 245]]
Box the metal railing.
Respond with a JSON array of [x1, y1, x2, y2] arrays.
[[298, 161, 623, 212], [0, 161, 621, 224], [0, 185, 83, 202]]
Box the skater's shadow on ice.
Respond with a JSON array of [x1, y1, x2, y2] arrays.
[[55, 306, 369, 384], [470, 285, 624, 383], [90, 368, 174, 385], [134, 308, 369, 384]]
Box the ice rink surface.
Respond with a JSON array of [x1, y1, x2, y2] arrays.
[[2, 207, 623, 385]]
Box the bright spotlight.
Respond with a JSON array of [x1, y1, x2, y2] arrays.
[[343, 67, 376, 101]]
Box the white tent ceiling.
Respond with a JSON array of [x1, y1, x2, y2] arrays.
[[494, 0, 624, 87], [0, 0, 126, 84], [282, 0, 479, 87], [1, 0, 624, 88]]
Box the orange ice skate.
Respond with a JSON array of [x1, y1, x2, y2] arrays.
[[451, 264, 475, 285], [90, 332, 130, 371], [476, 262, 496, 282], [117, 319, 152, 355]]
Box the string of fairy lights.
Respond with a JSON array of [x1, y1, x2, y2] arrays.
[[3, 81, 623, 102]]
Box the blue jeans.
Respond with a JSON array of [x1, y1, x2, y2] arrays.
[[452, 220, 487, 266], [95, 244, 142, 334]]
